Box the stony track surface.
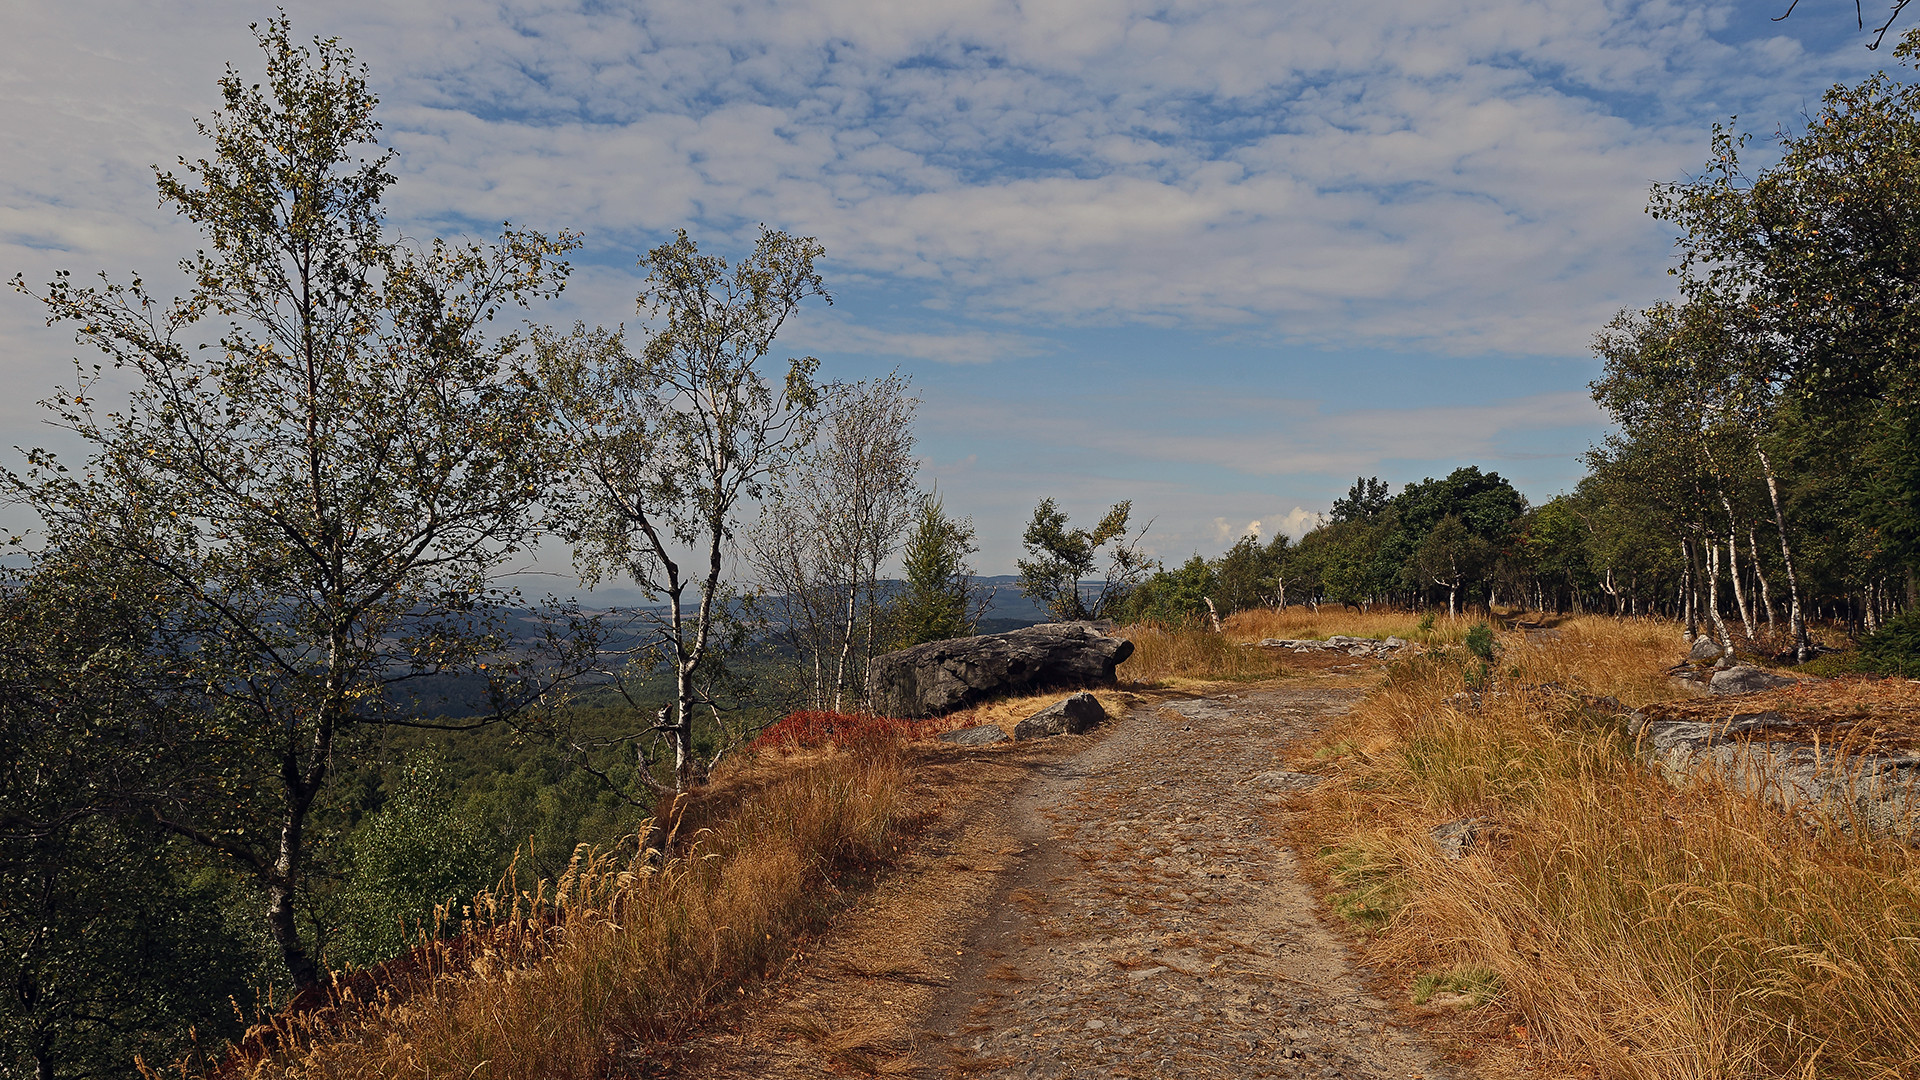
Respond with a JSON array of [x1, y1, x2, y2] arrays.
[[919, 685, 1448, 1080], [678, 682, 1452, 1080]]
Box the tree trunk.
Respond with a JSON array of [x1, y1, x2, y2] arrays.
[[1755, 447, 1808, 662], [1680, 536, 1697, 642], [833, 581, 857, 713], [1706, 540, 1733, 654], [1748, 525, 1774, 628], [673, 659, 694, 790], [1720, 495, 1755, 642], [268, 799, 320, 992]]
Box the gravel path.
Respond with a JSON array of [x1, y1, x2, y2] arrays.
[[677, 682, 1453, 1080], [918, 685, 1449, 1080]]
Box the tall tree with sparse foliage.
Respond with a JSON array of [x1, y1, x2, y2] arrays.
[[539, 227, 828, 792], [7, 18, 579, 992], [748, 374, 919, 710]]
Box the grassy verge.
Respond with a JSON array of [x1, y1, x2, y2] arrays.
[[1295, 614, 1920, 1079], [1114, 622, 1294, 685], [1224, 606, 1459, 644], [194, 745, 922, 1079], [1116, 605, 1476, 688]]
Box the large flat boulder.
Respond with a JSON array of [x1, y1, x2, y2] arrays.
[[868, 622, 1135, 719]]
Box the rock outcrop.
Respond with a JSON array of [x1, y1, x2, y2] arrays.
[[937, 723, 1011, 746], [1688, 635, 1725, 661], [1250, 635, 1413, 659], [1709, 664, 1804, 696], [1013, 692, 1108, 740], [1632, 706, 1920, 837], [868, 622, 1135, 719]]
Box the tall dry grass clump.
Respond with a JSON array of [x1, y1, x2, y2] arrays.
[[1117, 605, 1469, 685], [1115, 622, 1291, 684], [1307, 615, 1920, 1079], [1224, 606, 1456, 645], [207, 748, 914, 1080]]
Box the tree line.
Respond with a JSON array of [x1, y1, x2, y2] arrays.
[[1085, 38, 1920, 652]]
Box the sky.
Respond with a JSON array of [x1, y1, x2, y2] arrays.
[[0, 0, 1905, 584]]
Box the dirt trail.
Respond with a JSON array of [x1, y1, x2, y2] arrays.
[[678, 682, 1452, 1080]]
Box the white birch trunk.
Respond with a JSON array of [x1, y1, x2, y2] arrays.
[[1753, 448, 1807, 662], [1706, 540, 1732, 654]]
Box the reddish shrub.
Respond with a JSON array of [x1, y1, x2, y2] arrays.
[[749, 710, 935, 754]]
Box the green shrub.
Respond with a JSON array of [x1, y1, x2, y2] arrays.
[[1465, 621, 1497, 662], [325, 755, 493, 969], [1859, 610, 1920, 676]]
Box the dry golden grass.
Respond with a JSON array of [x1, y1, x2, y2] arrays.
[[933, 689, 1141, 737], [1299, 614, 1920, 1079], [1223, 606, 1460, 645], [1115, 606, 1472, 687], [1114, 622, 1292, 685], [197, 747, 919, 1080]]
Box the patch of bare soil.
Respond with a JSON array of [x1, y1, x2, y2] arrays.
[[676, 678, 1452, 1080]]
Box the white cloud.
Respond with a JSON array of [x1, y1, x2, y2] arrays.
[[2, 0, 1873, 360], [784, 312, 1049, 365], [922, 386, 1607, 479], [0, 0, 1886, 568]]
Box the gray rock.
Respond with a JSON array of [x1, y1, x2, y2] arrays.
[[1710, 664, 1801, 696], [867, 622, 1135, 718], [1012, 691, 1108, 740], [938, 723, 1010, 746], [1667, 665, 1711, 697], [1688, 636, 1725, 661], [1640, 710, 1920, 837], [1430, 818, 1486, 860], [1383, 637, 1409, 649]]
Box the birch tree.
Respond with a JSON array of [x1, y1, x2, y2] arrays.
[[747, 374, 920, 711], [6, 18, 579, 992], [539, 228, 827, 791]]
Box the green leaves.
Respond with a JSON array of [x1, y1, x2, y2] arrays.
[[7, 15, 583, 993], [539, 227, 830, 791], [896, 497, 980, 646], [1017, 498, 1151, 621]]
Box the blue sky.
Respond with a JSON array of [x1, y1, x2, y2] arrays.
[[0, 1, 1901, 580]]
